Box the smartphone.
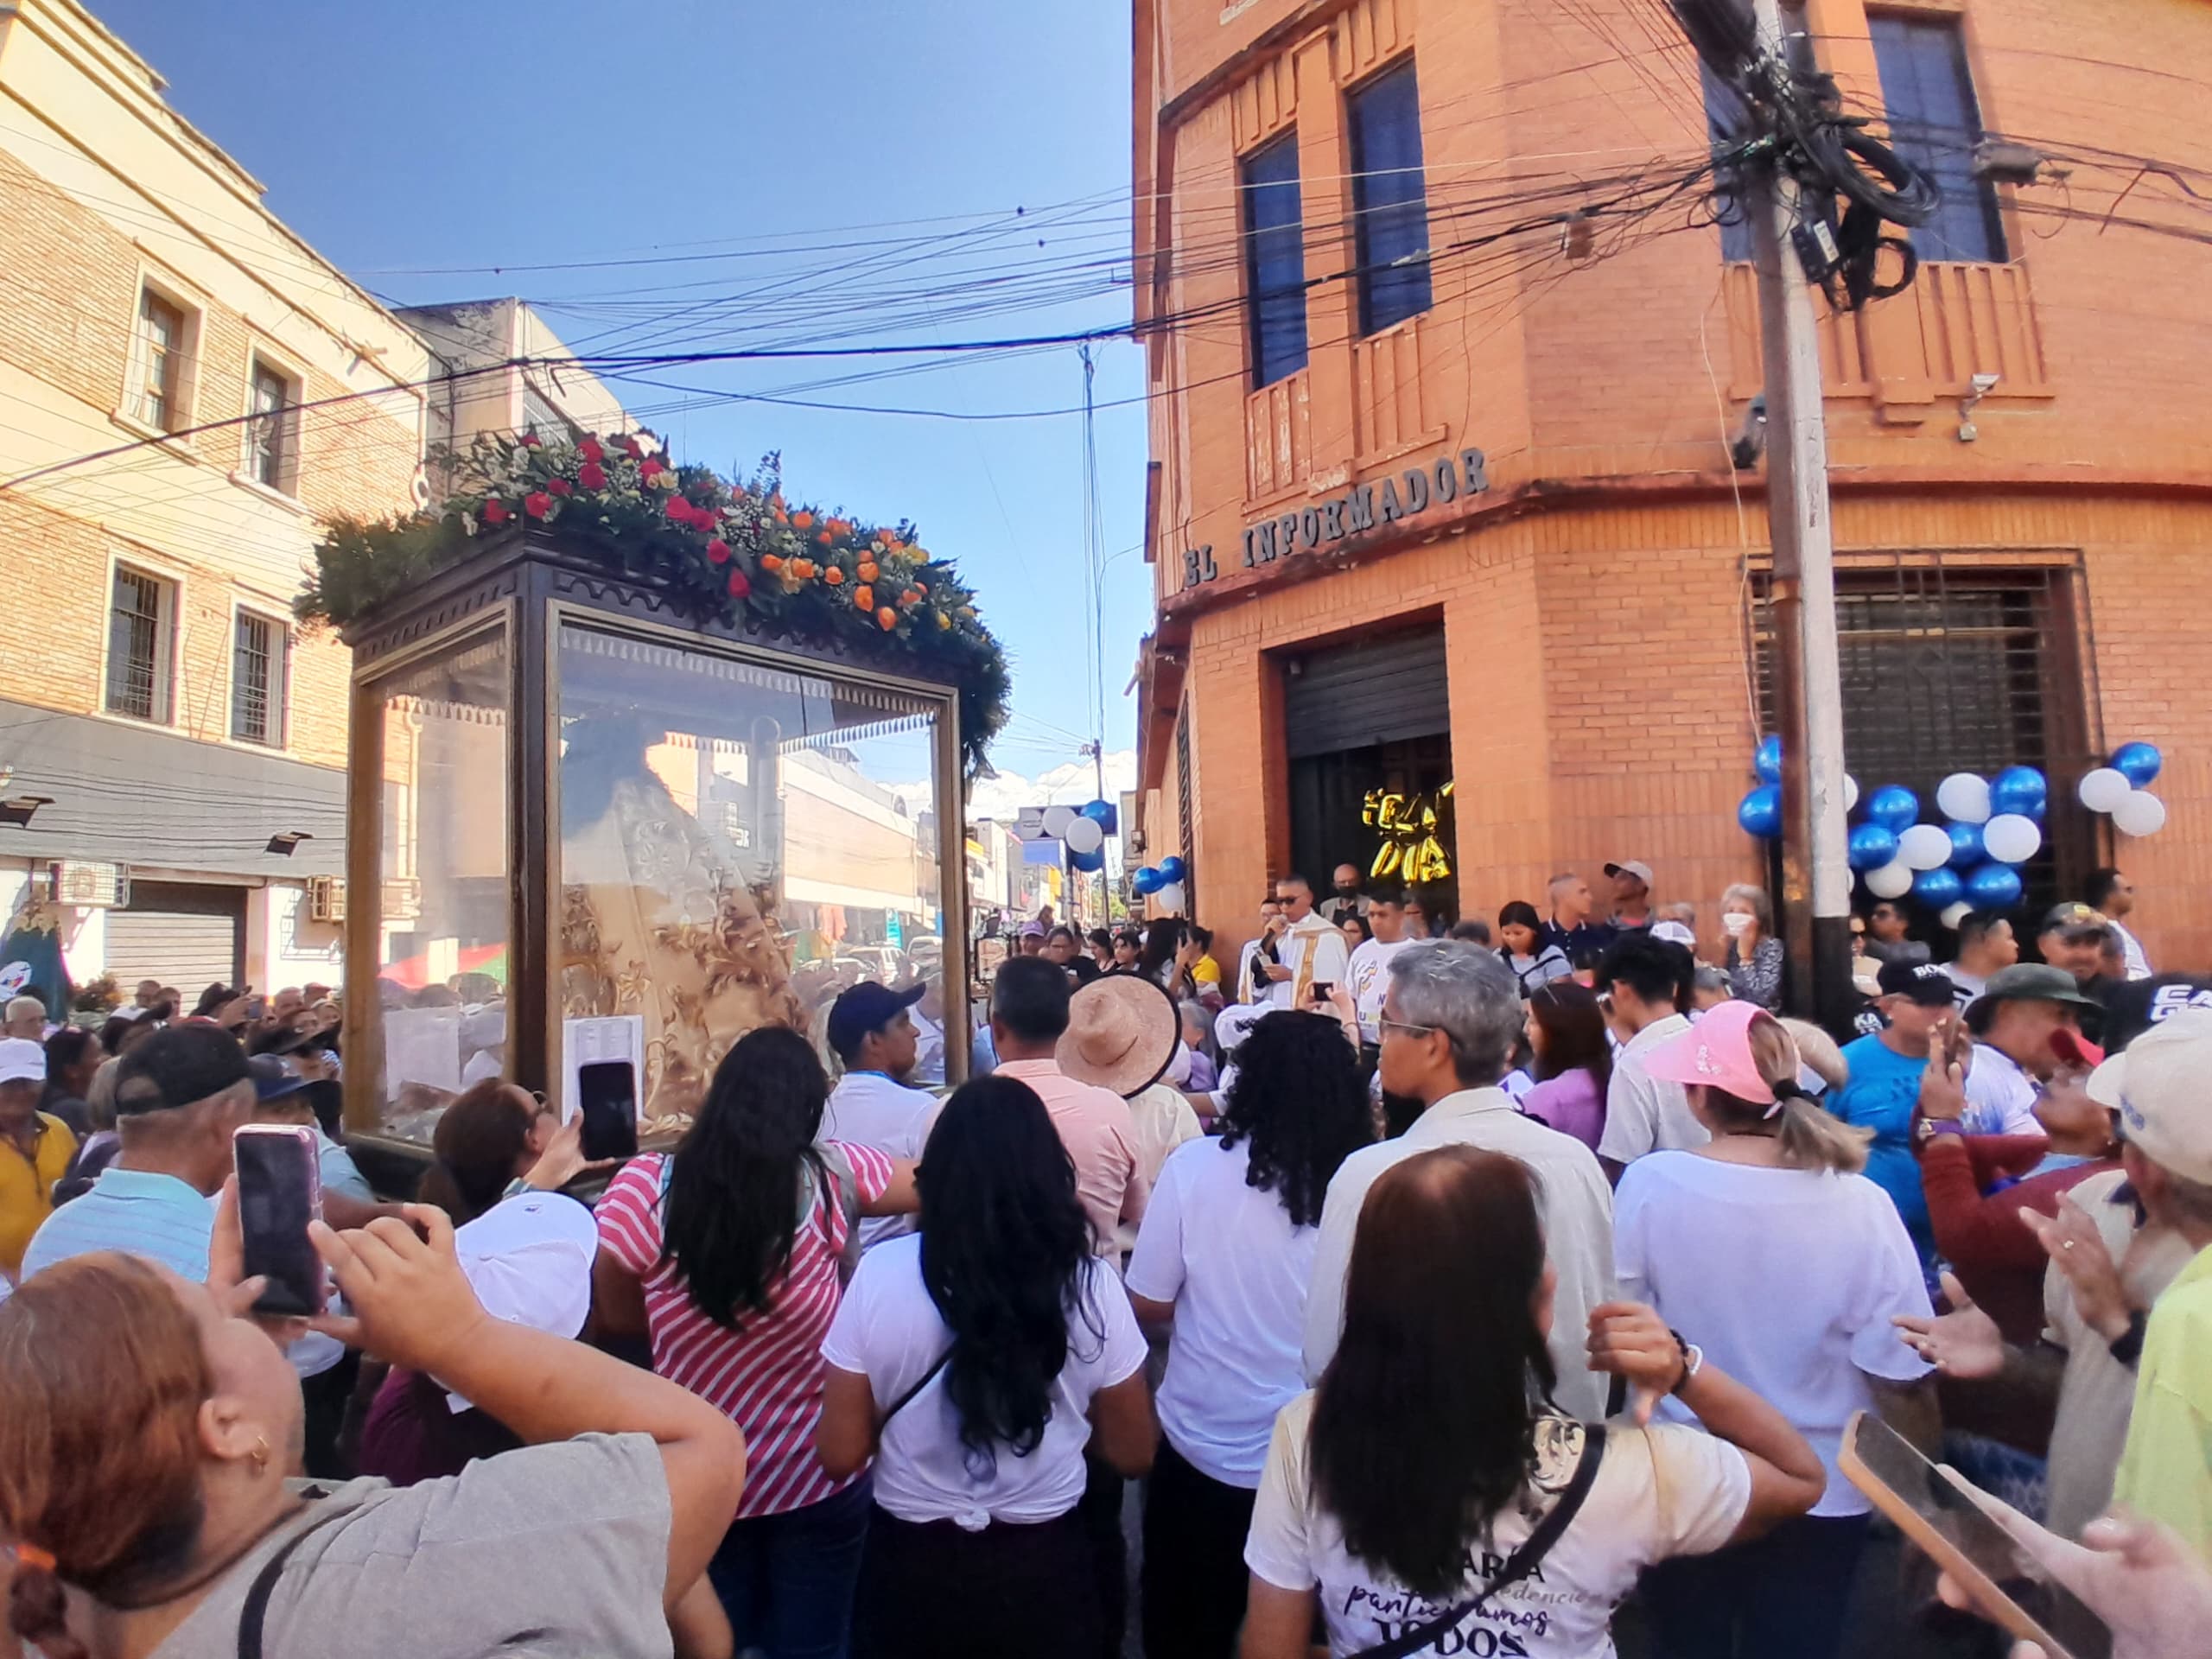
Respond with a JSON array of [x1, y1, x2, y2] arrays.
[[233, 1125, 325, 1317], [576, 1059, 639, 1162], [1308, 982, 1336, 1003], [1840, 1413, 2109, 1659]]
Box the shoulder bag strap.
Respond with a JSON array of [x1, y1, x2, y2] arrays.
[[817, 1143, 864, 1286], [878, 1347, 951, 1432], [1344, 1424, 1609, 1659], [237, 1515, 335, 1659]]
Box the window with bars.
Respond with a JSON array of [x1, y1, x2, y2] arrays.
[[106, 566, 175, 723], [231, 611, 289, 747], [133, 289, 188, 432], [1870, 13, 2006, 264], [246, 359, 299, 493], [1751, 558, 2098, 908], [1242, 132, 1310, 388], [1348, 60, 1433, 335]]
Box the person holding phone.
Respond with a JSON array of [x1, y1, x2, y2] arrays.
[[0, 1185, 747, 1659], [1267, 875, 1350, 1014], [1239, 1143, 1825, 1659]]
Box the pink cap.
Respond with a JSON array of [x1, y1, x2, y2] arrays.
[[1643, 1000, 1782, 1106]]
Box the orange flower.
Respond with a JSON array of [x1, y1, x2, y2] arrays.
[[854, 584, 874, 610], [877, 607, 897, 631], [913, 580, 927, 595], [791, 558, 817, 580], [900, 588, 920, 606], [792, 510, 815, 530], [817, 531, 832, 545], [883, 535, 903, 554], [857, 560, 878, 582], [823, 566, 845, 586], [772, 509, 787, 525], [760, 554, 784, 572], [827, 517, 852, 537]]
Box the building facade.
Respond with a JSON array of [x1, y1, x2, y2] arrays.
[[0, 0, 434, 995], [1132, 0, 2212, 973]]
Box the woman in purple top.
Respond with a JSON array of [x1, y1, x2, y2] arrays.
[[1518, 980, 1613, 1151]]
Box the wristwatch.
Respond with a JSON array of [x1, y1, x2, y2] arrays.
[[1913, 1113, 1964, 1145], [1669, 1328, 1704, 1395], [2108, 1308, 2150, 1370]]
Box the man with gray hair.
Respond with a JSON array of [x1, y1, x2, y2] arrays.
[[2, 995, 46, 1042], [1300, 940, 1618, 1416]]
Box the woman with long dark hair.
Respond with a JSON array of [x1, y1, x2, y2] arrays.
[[1125, 1011, 1373, 1659], [595, 1025, 918, 1658], [1520, 980, 1615, 1152], [1497, 899, 1573, 995], [1138, 916, 1188, 994], [817, 1076, 1154, 1658], [1240, 1144, 1826, 1658]]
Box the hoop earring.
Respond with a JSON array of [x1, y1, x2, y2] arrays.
[[251, 1435, 270, 1476]]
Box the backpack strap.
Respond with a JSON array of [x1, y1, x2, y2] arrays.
[[1344, 1424, 1609, 1659], [817, 1141, 864, 1287]]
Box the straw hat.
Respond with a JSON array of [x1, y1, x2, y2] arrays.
[[1057, 974, 1181, 1099]]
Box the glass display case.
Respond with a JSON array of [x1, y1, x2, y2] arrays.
[[339, 531, 968, 1161]]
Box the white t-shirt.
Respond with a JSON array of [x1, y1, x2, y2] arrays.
[[822, 1071, 938, 1249], [1246, 1394, 1751, 1659], [1272, 915, 1351, 1011], [1961, 1044, 2044, 1137], [820, 1235, 1147, 1529], [1344, 937, 1413, 1042], [1118, 1083, 1203, 1255], [1124, 1137, 1317, 1487], [1613, 1152, 1933, 1515], [1598, 1014, 1707, 1165], [2110, 918, 2152, 982], [1941, 963, 1986, 1011]]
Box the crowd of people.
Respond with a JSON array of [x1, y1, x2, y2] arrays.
[[2, 855, 2209, 1659]]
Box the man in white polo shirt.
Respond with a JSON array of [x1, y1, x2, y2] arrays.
[[822, 981, 940, 1249], [1594, 932, 1703, 1180]]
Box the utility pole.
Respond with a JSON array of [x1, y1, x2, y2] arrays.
[[1747, 0, 1854, 1028]]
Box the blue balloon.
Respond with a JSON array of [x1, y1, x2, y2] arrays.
[[2113, 742, 2164, 788], [1069, 846, 1105, 874], [1079, 798, 1115, 823], [1847, 823, 1900, 872], [1912, 866, 1963, 908], [1989, 766, 2048, 817], [1945, 820, 1986, 868], [1865, 785, 1921, 834], [1754, 735, 1783, 785], [1131, 866, 1161, 896], [1157, 855, 1186, 885], [1963, 862, 2024, 909], [1738, 784, 1782, 839]]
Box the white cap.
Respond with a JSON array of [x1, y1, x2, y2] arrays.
[[441, 1191, 598, 1412], [1214, 1003, 1268, 1054], [0, 1038, 44, 1087], [2086, 1006, 2212, 1186], [1651, 921, 1697, 950]]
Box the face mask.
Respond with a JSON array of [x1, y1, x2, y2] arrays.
[[1722, 911, 1756, 938], [1335, 885, 1358, 897]]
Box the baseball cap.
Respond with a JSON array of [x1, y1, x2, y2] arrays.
[[2100, 974, 2212, 1055], [445, 1191, 600, 1413], [1019, 920, 1047, 939], [1644, 1000, 1792, 1107], [825, 981, 927, 1061], [0, 1037, 44, 1087], [1976, 962, 2105, 1012], [1877, 959, 1956, 1007], [1604, 860, 1655, 887], [246, 1053, 308, 1103], [2085, 1006, 2212, 1185], [1651, 920, 1697, 949], [2040, 902, 2113, 941], [113, 1024, 251, 1116]]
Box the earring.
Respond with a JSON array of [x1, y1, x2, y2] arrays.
[[251, 1434, 270, 1476]]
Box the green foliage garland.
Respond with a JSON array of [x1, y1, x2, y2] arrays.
[[299, 430, 1011, 771]]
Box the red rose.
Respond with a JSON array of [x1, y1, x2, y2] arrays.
[[480, 498, 509, 525], [639, 456, 666, 480], [579, 437, 604, 465], [706, 538, 730, 563], [665, 495, 698, 524], [524, 491, 552, 519], [578, 461, 607, 491], [727, 570, 751, 598], [547, 477, 573, 497], [520, 433, 542, 448], [620, 435, 644, 458]]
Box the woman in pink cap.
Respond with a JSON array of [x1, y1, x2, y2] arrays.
[[1611, 999, 1938, 1659]]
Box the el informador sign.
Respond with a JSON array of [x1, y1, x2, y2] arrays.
[[1179, 446, 1491, 589]]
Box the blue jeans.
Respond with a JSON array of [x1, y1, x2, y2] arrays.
[[1638, 1510, 1871, 1659], [708, 1475, 873, 1659]]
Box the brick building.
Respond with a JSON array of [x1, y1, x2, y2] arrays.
[[1130, 0, 2212, 978]]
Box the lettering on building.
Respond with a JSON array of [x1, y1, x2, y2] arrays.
[[1183, 448, 1490, 588]]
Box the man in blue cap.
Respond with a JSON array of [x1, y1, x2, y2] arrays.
[[821, 982, 938, 1249]]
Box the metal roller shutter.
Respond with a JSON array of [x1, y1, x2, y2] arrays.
[[106, 881, 245, 992], [1281, 626, 1451, 759]]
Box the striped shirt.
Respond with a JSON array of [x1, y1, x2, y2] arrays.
[[21, 1166, 215, 1283], [595, 1143, 893, 1517]]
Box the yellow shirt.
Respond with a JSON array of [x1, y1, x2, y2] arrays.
[[0, 1113, 79, 1277], [2113, 1240, 2212, 1558], [1191, 955, 1221, 988]]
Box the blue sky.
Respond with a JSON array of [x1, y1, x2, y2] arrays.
[[93, 0, 1151, 778]]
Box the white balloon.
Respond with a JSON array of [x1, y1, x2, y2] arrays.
[[2076, 767, 2132, 815], [1936, 772, 1993, 824], [1941, 901, 1973, 931], [2113, 790, 2169, 837], [1153, 882, 1185, 912], [1063, 816, 1103, 855], [1897, 823, 1952, 872], [1843, 774, 1861, 812], [1981, 813, 2043, 865], [1864, 859, 1914, 899], [1040, 804, 1076, 837]]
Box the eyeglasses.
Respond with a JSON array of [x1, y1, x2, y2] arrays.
[[1376, 1017, 1442, 1040]]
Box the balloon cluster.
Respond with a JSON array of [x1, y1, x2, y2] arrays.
[[1132, 855, 1187, 912], [2075, 743, 2167, 839], [1041, 800, 1115, 874]]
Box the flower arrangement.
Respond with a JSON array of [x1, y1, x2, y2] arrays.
[[299, 431, 1010, 770]]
